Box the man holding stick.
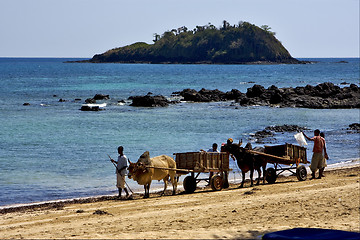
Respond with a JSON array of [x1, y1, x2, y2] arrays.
[[110, 146, 130, 199]]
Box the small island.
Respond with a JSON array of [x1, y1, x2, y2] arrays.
[[82, 21, 302, 64]]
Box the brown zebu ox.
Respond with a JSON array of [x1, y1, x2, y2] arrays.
[[127, 151, 177, 198], [222, 141, 267, 187]]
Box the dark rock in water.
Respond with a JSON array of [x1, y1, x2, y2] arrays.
[[93, 94, 110, 100], [175, 88, 244, 102], [80, 105, 105, 111], [252, 129, 276, 143], [348, 123, 360, 133], [246, 84, 266, 98], [254, 129, 274, 138], [74, 98, 82, 101], [225, 89, 245, 100], [23, 102, 30, 106], [198, 88, 227, 102], [84, 94, 109, 104], [313, 82, 341, 98], [59, 98, 67, 102], [182, 89, 203, 102], [175, 88, 227, 102], [349, 123, 360, 130], [85, 98, 96, 104], [265, 125, 308, 132], [130, 95, 171, 107], [238, 82, 360, 109]]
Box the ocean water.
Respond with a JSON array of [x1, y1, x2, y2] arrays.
[[0, 58, 359, 207]]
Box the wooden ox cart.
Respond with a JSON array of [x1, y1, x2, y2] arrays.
[[173, 152, 231, 193], [248, 143, 309, 184]]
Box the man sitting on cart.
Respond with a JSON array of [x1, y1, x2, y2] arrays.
[[201, 143, 219, 184], [201, 143, 219, 154]]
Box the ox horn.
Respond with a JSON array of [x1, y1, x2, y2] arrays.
[[239, 139, 243, 146], [128, 159, 132, 164]]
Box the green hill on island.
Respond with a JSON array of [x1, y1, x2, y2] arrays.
[[87, 21, 300, 64]]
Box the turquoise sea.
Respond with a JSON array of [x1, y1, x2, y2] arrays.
[[0, 58, 359, 207]]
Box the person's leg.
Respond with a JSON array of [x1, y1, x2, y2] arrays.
[[317, 154, 324, 179], [310, 153, 322, 180], [116, 173, 122, 197], [124, 188, 129, 197], [119, 175, 127, 198], [310, 154, 317, 180], [321, 157, 327, 177], [317, 168, 323, 179]]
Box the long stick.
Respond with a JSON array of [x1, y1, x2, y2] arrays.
[[107, 154, 134, 194], [247, 150, 291, 162]]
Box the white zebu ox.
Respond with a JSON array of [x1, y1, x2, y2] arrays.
[[127, 151, 177, 198]]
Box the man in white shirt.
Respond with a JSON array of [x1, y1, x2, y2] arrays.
[[200, 143, 220, 153], [201, 143, 220, 184], [111, 146, 130, 198]]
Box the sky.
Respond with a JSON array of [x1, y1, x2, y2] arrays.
[[0, 0, 359, 58]]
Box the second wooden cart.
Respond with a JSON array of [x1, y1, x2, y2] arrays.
[[248, 143, 309, 183]]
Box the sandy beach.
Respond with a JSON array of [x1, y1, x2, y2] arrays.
[[1, 164, 359, 239]]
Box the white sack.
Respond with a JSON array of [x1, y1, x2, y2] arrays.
[[294, 132, 308, 146]]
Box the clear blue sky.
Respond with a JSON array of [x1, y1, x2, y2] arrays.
[[0, 0, 359, 58]]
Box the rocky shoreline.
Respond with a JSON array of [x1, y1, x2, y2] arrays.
[[127, 82, 359, 108], [173, 82, 359, 109]]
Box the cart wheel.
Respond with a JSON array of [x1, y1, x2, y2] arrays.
[[266, 168, 277, 184], [296, 165, 307, 181], [210, 175, 223, 191], [183, 176, 197, 194]]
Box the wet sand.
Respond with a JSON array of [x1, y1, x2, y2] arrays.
[[0, 164, 359, 239]]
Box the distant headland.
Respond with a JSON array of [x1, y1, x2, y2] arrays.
[[75, 21, 305, 64]]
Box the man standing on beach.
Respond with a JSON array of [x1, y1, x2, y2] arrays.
[[302, 130, 328, 179], [320, 132, 327, 177], [111, 146, 130, 198]]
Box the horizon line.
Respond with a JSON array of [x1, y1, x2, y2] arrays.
[[0, 56, 359, 59]]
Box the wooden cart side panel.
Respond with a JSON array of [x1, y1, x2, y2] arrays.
[[174, 152, 230, 171], [291, 144, 308, 164], [220, 153, 230, 171], [209, 153, 220, 169], [287, 144, 307, 163], [176, 152, 197, 169], [175, 152, 201, 170], [265, 144, 289, 159]]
